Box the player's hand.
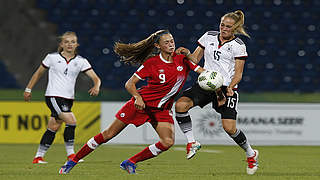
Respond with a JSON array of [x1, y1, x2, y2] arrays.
[[24, 92, 32, 101], [216, 88, 226, 107], [88, 86, 100, 96], [175, 47, 190, 56], [134, 96, 145, 110], [226, 87, 234, 96]]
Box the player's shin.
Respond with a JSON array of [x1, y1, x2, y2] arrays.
[[64, 124, 76, 156], [128, 141, 168, 163], [72, 133, 106, 162], [229, 129, 255, 157], [35, 128, 56, 158], [175, 111, 195, 143]]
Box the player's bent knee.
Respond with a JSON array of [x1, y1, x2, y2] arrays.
[[223, 126, 236, 135], [48, 121, 62, 131], [161, 138, 174, 149], [175, 101, 191, 112], [59, 113, 77, 124]]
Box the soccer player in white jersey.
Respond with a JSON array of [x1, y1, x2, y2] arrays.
[[175, 10, 259, 175], [24, 31, 101, 164]]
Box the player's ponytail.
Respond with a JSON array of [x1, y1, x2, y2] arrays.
[[114, 30, 170, 65], [222, 10, 250, 38]]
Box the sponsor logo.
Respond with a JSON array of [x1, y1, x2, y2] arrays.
[[238, 116, 304, 125], [159, 69, 164, 73], [195, 109, 224, 137]]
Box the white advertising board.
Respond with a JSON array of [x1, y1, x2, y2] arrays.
[[101, 102, 320, 145]]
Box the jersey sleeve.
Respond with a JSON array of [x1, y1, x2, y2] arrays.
[[134, 61, 152, 80], [184, 57, 200, 72], [41, 54, 51, 68], [233, 44, 248, 60], [81, 58, 92, 72], [197, 32, 208, 49]]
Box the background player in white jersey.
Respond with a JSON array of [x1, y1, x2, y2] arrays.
[[175, 10, 259, 175], [24, 31, 101, 164], [59, 30, 216, 175]]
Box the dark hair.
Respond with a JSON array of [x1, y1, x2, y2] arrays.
[[114, 30, 170, 65]]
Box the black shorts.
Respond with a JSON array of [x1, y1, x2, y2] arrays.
[[181, 83, 238, 120], [45, 96, 74, 118]]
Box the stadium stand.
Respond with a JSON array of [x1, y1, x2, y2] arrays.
[[2, 0, 320, 92], [0, 0, 58, 90], [0, 60, 19, 88]]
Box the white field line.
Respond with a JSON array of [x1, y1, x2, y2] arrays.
[[173, 147, 222, 153], [104, 145, 222, 153]]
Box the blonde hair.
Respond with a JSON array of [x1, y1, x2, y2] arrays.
[[222, 10, 250, 38], [57, 31, 79, 53], [114, 30, 170, 65]]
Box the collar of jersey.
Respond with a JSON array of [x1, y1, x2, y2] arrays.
[[217, 33, 237, 48], [159, 53, 173, 63], [59, 52, 77, 64]]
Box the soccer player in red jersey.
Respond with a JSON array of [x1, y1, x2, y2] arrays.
[[59, 30, 211, 174]]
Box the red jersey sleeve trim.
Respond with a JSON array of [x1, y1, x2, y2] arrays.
[[194, 66, 200, 72], [134, 73, 144, 80]]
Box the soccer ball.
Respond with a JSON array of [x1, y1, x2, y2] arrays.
[[197, 70, 224, 91]]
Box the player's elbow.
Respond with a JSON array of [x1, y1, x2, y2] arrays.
[[124, 80, 132, 90]]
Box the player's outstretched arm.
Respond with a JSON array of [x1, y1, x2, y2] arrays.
[[85, 69, 101, 96], [195, 67, 205, 74], [125, 75, 145, 110], [176, 46, 204, 65], [227, 58, 245, 96], [24, 65, 47, 101]]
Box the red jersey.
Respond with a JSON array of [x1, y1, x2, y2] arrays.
[[134, 53, 200, 110]]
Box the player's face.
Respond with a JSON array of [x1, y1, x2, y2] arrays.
[[60, 35, 79, 54], [219, 17, 235, 40], [158, 34, 175, 54]]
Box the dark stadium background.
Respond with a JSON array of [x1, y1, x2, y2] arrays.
[[0, 2, 319, 179]]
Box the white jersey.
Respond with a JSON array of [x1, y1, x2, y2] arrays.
[[42, 52, 92, 99], [198, 31, 248, 88]]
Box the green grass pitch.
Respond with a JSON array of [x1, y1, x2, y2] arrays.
[[0, 144, 319, 180]]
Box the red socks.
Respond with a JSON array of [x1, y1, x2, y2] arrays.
[[129, 141, 168, 164], [93, 133, 105, 144], [72, 135, 169, 166], [73, 133, 105, 162]]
